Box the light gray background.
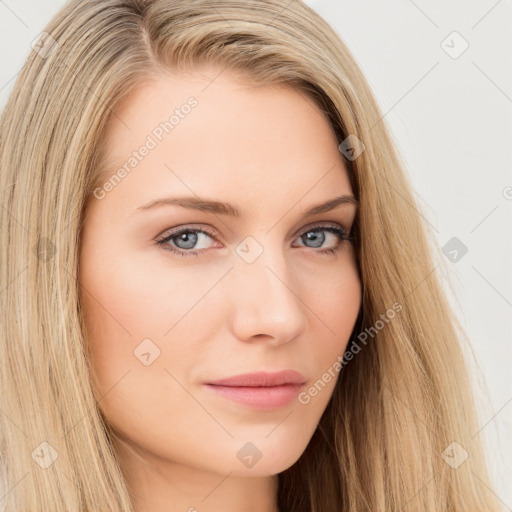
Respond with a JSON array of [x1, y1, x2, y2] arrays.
[[1, 0, 511, 508]]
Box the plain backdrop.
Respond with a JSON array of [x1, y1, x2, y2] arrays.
[[1, 0, 511, 508]]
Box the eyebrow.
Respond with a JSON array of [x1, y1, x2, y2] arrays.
[[133, 194, 358, 217]]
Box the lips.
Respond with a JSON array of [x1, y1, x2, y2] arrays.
[[203, 370, 307, 410], [204, 370, 307, 387]]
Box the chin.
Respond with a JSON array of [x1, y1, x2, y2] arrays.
[[226, 438, 307, 476]]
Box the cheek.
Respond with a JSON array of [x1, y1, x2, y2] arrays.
[[80, 248, 201, 342], [303, 250, 361, 326], [78, 246, 225, 397], [77, 254, 238, 472], [78, 255, 202, 444], [325, 271, 361, 337], [293, 270, 361, 413], [302, 258, 361, 369]]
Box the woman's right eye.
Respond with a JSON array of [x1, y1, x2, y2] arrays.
[[156, 227, 218, 258]]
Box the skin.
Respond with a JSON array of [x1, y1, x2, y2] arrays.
[[78, 64, 361, 512]]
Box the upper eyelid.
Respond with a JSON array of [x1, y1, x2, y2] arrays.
[[157, 224, 216, 242]]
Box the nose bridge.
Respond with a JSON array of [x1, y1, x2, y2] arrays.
[[228, 238, 308, 343]]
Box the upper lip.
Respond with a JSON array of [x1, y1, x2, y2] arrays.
[[205, 370, 307, 387]]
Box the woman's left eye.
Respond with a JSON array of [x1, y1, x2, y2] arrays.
[[156, 224, 352, 258]]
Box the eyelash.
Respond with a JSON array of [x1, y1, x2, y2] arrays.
[[156, 223, 353, 258]]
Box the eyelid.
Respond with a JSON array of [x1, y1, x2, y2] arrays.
[[156, 223, 217, 242], [298, 220, 351, 235]]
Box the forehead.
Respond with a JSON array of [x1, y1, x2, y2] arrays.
[[96, 67, 352, 212]]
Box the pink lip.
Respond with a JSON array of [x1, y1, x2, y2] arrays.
[[203, 370, 307, 410], [205, 370, 307, 387]]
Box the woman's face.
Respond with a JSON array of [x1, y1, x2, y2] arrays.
[[79, 66, 361, 481]]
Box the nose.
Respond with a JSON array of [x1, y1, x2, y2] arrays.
[[228, 244, 309, 346]]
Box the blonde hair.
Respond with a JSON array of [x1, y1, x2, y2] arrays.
[[0, 0, 500, 510]]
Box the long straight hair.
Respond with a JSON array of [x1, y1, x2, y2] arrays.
[[0, 1, 501, 510]]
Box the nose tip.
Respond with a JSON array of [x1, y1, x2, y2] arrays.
[[228, 257, 309, 345]]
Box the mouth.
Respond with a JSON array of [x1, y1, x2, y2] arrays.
[[202, 382, 305, 410], [202, 370, 307, 410]]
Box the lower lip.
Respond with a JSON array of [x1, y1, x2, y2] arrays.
[[203, 383, 304, 410]]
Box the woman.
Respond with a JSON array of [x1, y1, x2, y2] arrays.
[[0, 1, 501, 511]]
